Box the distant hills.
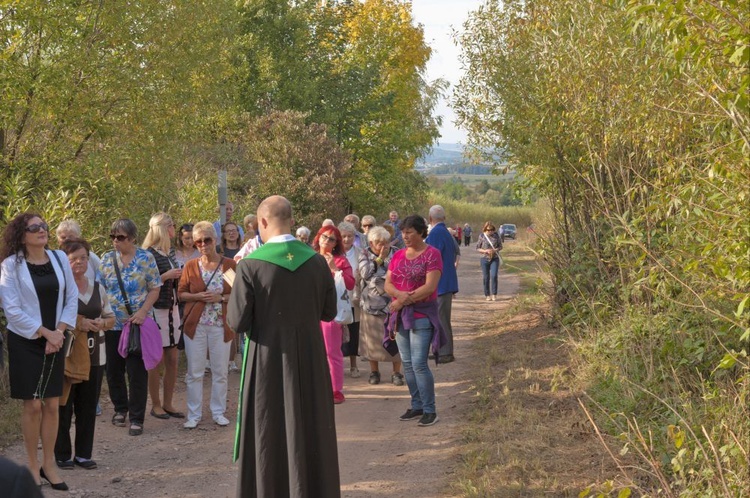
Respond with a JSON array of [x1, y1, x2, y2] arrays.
[[416, 143, 497, 175]]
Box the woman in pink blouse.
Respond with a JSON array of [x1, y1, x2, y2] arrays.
[[313, 225, 355, 404], [385, 215, 443, 427]]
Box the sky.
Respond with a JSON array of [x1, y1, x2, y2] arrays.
[[410, 0, 485, 145]]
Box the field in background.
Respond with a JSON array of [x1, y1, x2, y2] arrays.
[[425, 193, 535, 232]]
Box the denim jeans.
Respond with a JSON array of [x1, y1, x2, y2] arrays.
[[481, 257, 499, 296], [395, 317, 436, 414]]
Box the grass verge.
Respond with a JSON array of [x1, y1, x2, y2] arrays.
[[450, 240, 632, 497]]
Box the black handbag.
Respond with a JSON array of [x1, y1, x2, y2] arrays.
[[113, 256, 142, 356], [127, 322, 142, 355]]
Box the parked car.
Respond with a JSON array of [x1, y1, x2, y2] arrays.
[[501, 224, 517, 240]]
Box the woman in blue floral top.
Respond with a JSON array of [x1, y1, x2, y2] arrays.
[[99, 219, 162, 436]]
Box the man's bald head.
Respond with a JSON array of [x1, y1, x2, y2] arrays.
[[257, 195, 294, 239]]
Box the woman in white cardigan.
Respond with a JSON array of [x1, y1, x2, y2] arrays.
[[0, 213, 78, 490]]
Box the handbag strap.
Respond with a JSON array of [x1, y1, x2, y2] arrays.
[[49, 250, 68, 310], [112, 254, 134, 316], [483, 232, 498, 249]]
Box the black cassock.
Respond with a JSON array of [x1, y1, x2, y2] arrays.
[[227, 242, 339, 498]]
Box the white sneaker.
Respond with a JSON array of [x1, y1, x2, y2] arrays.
[[213, 415, 230, 426], [229, 362, 239, 373], [485, 296, 491, 301], [491, 295, 497, 301], [183, 419, 199, 429], [350, 367, 360, 378]]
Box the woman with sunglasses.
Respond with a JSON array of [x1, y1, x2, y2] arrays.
[[0, 213, 78, 489], [98, 219, 162, 437], [476, 221, 502, 301], [142, 213, 184, 419], [177, 222, 236, 428], [312, 225, 355, 404], [174, 223, 199, 268]]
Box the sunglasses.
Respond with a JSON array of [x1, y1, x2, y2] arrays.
[[320, 234, 337, 243], [362, 224, 373, 228], [109, 234, 129, 241], [194, 237, 214, 246], [25, 222, 49, 233]]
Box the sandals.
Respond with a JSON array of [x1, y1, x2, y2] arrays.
[[112, 412, 126, 427], [128, 423, 143, 436]]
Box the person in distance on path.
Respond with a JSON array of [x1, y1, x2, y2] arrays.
[[227, 195, 340, 498]]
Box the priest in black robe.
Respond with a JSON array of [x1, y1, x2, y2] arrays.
[[227, 195, 340, 498]]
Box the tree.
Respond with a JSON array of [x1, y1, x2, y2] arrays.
[[0, 1, 238, 244], [235, 0, 444, 214]]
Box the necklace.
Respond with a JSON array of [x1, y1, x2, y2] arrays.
[[32, 353, 56, 401]]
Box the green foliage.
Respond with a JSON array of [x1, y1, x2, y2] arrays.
[[455, 0, 749, 494], [236, 0, 444, 214]]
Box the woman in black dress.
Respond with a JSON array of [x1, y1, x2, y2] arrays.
[[0, 213, 78, 489]]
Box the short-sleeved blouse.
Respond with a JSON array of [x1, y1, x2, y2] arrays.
[[388, 245, 443, 303], [99, 248, 162, 330], [197, 259, 224, 327]]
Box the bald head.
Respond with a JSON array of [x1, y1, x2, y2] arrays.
[[257, 195, 294, 239]]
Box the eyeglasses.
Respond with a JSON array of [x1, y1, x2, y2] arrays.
[[320, 233, 337, 243], [110, 234, 129, 241], [194, 237, 214, 246], [25, 222, 49, 233]]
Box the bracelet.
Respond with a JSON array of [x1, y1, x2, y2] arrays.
[[55, 328, 66, 335]]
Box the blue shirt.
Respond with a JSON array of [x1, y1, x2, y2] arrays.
[[99, 248, 162, 330], [425, 222, 459, 296]]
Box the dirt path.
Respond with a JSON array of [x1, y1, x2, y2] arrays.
[[3, 245, 518, 497]]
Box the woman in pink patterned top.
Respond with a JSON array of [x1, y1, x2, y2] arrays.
[[385, 215, 442, 427]]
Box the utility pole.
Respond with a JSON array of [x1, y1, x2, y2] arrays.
[[218, 170, 228, 226]]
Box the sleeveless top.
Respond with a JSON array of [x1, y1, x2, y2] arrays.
[[27, 261, 60, 331], [148, 247, 179, 309], [78, 281, 106, 367]]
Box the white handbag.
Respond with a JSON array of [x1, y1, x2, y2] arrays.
[[333, 271, 354, 325]]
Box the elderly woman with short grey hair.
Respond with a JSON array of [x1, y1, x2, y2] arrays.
[[357, 226, 403, 385], [98, 219, 162, 436], [295, 226, 311, 245]]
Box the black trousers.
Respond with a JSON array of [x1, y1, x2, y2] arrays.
[[104, 330, 148, 425], [55, 365, 104, 461], [464, 236, 471, 246]]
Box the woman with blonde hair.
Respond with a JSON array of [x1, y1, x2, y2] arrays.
[[142, 212, 184, 419], [178, 221, 236, 428]]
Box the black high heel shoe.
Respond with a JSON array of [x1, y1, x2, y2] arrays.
[[40, 467, 69, 491]]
